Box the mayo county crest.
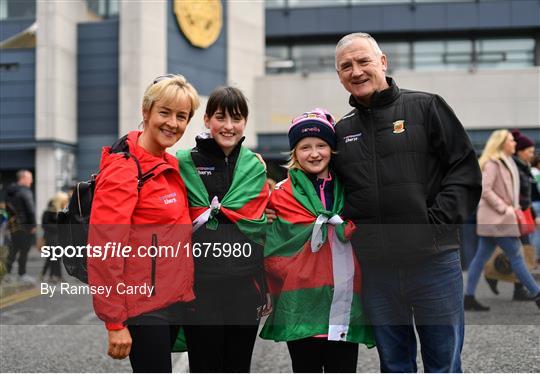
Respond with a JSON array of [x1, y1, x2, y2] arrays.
[[174, 0, 223, 49], [392, 120, 405, 134]]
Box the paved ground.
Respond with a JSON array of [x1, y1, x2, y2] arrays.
[[1, 250, 539, 372]]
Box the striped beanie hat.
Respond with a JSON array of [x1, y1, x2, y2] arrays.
[[288, 108, 336, 150]]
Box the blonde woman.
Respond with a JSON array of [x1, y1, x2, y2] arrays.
[[40, 192, 69, 283], [465, 130, 540, 311], [88, 74, 199, 371]]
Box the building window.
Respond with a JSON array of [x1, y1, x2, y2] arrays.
[[266, 0, 495, 8], [413, 40, 472, 71], [266, 37, 536, 75], [86, 0, 118, 18], [0, 0, 35, 20], [380, 42, 411, 71], [291, 44, 337, 73], [475, 39, 535, 69]]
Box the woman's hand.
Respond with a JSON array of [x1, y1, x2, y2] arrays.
[[107, 328, 132, 359]]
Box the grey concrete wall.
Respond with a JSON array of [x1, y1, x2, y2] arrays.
[[255, 67, 540, 136]]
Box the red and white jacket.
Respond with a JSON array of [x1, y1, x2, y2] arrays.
[[88, 131, 194, 330]]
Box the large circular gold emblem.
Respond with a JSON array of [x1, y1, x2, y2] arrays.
[[174, 0, 223, 49]]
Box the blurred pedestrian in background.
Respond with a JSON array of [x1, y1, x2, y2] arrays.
[[530, 154, 540, 266], [485, 130, 537, 299], [465, 130, 540, 311], [4, 170, 36, 284], [40, 191, 68, 283]]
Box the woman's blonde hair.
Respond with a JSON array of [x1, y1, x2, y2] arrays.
[[142, 74, 200, 121], [49, 192, 68, 212], [284, 149, 301, 170], [478, 129, 510, 170]]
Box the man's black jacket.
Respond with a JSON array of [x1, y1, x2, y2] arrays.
[[6, 183, 36, 232], [334, 77, 482, 263]]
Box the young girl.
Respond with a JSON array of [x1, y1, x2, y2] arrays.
[[260, 108, 374, 373], [176, 86, 270, 372]]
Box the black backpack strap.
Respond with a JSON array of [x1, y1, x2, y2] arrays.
[[109, 135, 168, 189], [125, 154, 166, 189]]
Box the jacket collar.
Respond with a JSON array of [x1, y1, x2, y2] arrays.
[[195, 133, 245, 160], [512, 155, 532, 175], [349, 77, 400, 110], [99, 131, 176, 171]]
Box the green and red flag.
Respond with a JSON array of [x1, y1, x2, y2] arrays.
[[176, 146, 268, 245], [260, 169, 374, 346]]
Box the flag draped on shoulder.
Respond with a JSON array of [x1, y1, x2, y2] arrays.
[[260, 169, 374, 346], [176, 146, 268, 245]]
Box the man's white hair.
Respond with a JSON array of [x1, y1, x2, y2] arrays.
[[335, 32, 383, 69]]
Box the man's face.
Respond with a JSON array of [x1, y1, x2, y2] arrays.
[[336, 38, 389, 106], [20, 172, 32, 187]]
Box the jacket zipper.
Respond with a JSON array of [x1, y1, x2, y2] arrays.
[[150, 233, 157, 296], [367, 109, 385, 248], [224, 156, 233, 274]]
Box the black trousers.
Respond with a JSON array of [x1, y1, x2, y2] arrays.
[[183, 276, 262, 372], [41, 257, 62, 278], [127, 321, 180, 373], [183, 324, 259, 373], [7, 231, 33, 275], [286, 337, 359, 373]]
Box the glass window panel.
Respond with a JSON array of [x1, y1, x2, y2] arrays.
[[266, 46, 289, 59], [0, 0, 8, 20], [379, 42, 411, 71], [414, 41, 444, 70], [288, 0, 348, 7], [350, 0, 412, 4], [266, 46, 293, 74], [4, 0, 35, 19], [86, 0, 118, 18], [265, 0, 286, 8], [108, 0, 119, 16], [475, 38, 535, 69], [414, 40, 472, 71], [291, 44, 336, 72]]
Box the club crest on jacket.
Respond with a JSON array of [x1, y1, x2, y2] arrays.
[[392, 120, 405, 134]]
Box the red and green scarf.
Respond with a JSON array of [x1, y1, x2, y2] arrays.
[[260, 169, 374, 346], [176, 146, 269, 245], [173, 146, 269, 352]]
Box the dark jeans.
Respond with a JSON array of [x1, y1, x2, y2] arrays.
[[127, 319, 180, 373], [362, 250, 464, 373], [466, 236, 540, 296], [286, 337, 359, 373], [460, 223, 478, 270], [7, 231, 33, 275]]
